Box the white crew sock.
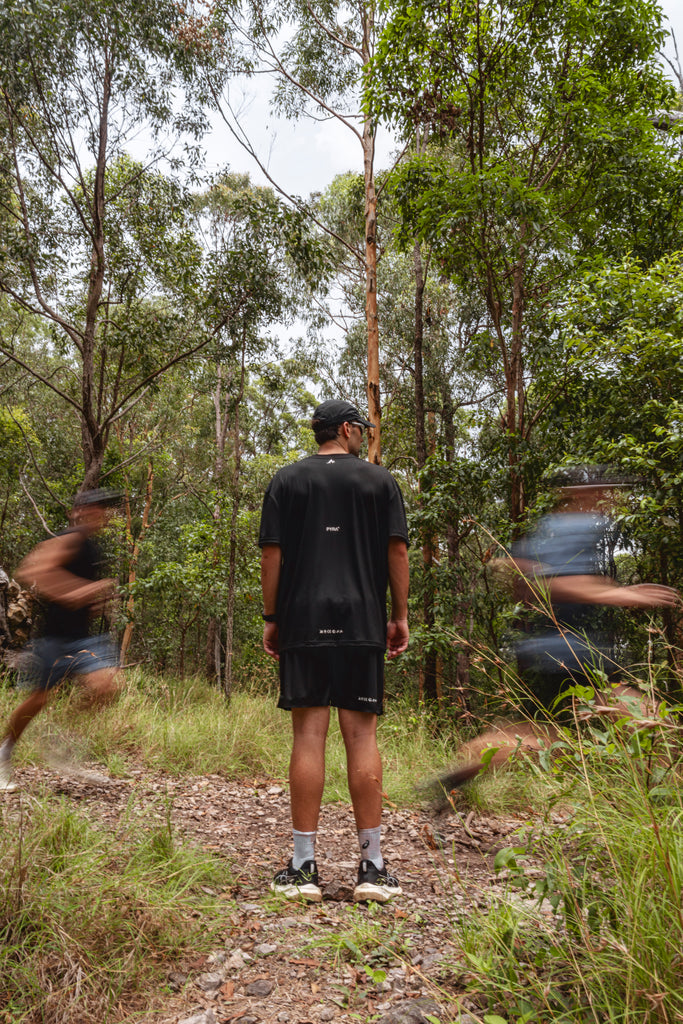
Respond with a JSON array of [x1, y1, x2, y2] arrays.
[[0, 736, 15, 762], [292, 829, 317, 870], [358, 826, 383, 869]]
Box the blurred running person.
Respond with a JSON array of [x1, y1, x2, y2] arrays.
[[0, 489, 122, 792], [259, 400, 410, 902], [438, 467, 680, 791]]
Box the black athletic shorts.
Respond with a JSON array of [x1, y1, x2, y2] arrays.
[[278, 647, 384, 714]]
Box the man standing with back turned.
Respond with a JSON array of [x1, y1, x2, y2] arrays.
[[259, 400, 410, 903]]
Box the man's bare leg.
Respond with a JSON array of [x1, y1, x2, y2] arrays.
[[338, 708, 382, 829], [74, 666, 121, 709], [289, 707, 330, 832], [0, 688, 51, 791], [438, 720, 561, 794], [4, 688, 51, 745], [339, 708, 402, 900]]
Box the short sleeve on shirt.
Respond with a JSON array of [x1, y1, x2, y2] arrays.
[[258, 482, 280, 546], [387, 478, 409, 544]]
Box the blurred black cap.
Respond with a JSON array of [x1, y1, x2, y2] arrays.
[[72, 488, 123, 508], [548, 465, 642, 488]]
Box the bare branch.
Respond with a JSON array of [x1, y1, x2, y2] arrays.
[[19, 474, 57, 536]]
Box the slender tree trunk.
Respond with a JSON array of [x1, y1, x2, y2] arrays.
[[412, 240, 438, 702], [362, 7, 381, 465], [508, 257, 526, 527], [80, 59, 111, 491], [206, 363, 232, 684], [223, 328, 247, 699], [120, 458, 154, 665], [443, 394, 472, 709], [420, 409, 439, 702]]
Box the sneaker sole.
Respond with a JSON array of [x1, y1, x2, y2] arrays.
[[353, 882, 402, 903], [271, 881, 323, 902], [0, 781, 18, 793]]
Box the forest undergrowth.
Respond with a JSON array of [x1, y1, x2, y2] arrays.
[[0, 669, 681, 1023]]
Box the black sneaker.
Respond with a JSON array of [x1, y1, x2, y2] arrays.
[[353, 859, 402, 903], [271, 859, 322, 902]]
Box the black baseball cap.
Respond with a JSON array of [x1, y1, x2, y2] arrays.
[[311, 399, 375, 429], [72, 488, 123, 508]]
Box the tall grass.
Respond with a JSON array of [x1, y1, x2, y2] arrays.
[[0, 669, 461, 803], [0, 794, 235, 1023], [451, 694, 683, 1023]]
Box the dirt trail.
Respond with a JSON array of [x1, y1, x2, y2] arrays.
[[14, 765, 539, 1023]]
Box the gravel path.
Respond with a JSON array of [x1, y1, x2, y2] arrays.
[[11, 764, 542, 1024]]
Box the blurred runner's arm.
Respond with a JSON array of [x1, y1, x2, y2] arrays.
[[547, 574, 680, 607], [15, 534, 114, 610]]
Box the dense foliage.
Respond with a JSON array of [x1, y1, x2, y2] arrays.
[[0, 0, 681, 705]]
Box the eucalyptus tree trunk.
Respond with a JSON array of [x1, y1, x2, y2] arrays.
[[413, 240, 439, 702], [223, 327, 248, 700], [362, 3, 381, 465], [205, 362, 232, 687], [120, 456, 154, 665]]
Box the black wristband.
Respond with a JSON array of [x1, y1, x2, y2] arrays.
[[262, 613, 277, 623]]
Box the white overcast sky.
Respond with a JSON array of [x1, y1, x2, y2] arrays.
[[202, 1, 683, 201]]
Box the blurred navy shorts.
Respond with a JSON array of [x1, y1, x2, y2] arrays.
[[22, 635, 119, 691]]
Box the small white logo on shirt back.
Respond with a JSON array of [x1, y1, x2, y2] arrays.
[[327, 459, 335, 464], [326, 526, 340, 532]]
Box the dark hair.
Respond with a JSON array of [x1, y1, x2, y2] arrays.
[[312, 421, 341, 445]]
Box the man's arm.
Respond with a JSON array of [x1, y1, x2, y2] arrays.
[[548, 574, 680, 608], [15, 534, 113, 611], [386, 537, 409, 659], [260, 543, 282, 660]]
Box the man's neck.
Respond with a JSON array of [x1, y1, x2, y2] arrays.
[[317, 440, 349, 455]]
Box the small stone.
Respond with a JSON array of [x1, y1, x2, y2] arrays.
[[227, 950, 250, 969], [376, 996, 443, 1024], [207, 950, 227, 966], [196, 972, 223, 992], [322, 879, 354, 902], [167, 970, 188, 991], [246, 978, 275, 997], [277, 1013, 290, 1022], [267, 785, 284, 795], [178, 1012, 217, 1024], [239, 1017, 259, 1024], [320, 1008, 336, 1021], [254, 942, 278, 956], [421, 953, 443, 970], [278, 917, 298, 929]]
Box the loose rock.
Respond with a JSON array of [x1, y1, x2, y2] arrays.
[[254, 942, 278, 956], [178, 1011, 217, 1024], [195, 972, 223, 992], [376, 996, 443, 1024], [245, 978, 276, 997]]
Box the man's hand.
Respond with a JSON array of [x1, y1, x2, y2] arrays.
[[263, 622, 280, 660], [386, 618, 409, 659], [618, 583, 681, 608]]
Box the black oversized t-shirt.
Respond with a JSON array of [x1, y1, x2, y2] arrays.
[[258, 454, 409, 651]]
